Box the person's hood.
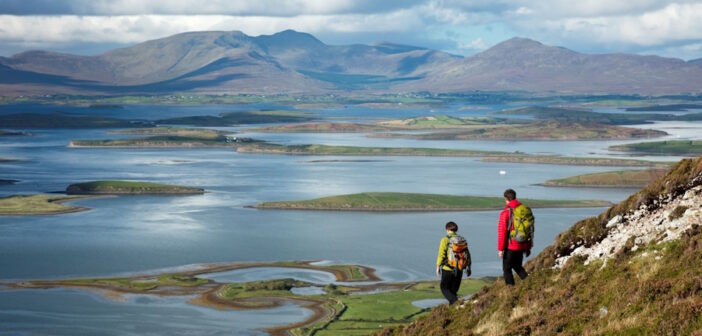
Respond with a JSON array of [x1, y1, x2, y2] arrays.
[[506, 199, 522, 209]]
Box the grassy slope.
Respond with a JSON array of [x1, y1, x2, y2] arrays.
[[378, 157, 702, 336], [0, 194, 88, 215], [610, 140, 702, 155], [66, 180, 204, 194], [258, 192, 610, 211], [544, 169, 669, 187]]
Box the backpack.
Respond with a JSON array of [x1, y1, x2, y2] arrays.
[[508, 204, 535, 243], [445, 235, 469, 271]]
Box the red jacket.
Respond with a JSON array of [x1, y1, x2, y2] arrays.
[[498, 199, 533, 252]]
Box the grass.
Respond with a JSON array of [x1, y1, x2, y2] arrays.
[[0, 194, 89, 215], [65, 180, 204, 195], [0, 112, 152, 128], [69, 135, 238, 147], [544, 169, 668, 188], [378, 156, 702, 336], [483, 155, 671, 167], [376, 115, 506, 128], [610, 140, 702, 155], [157, 110, 313, 126], [496, 106, 702, 125], [257, 192, 610, 211]]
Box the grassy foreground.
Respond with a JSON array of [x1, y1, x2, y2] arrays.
[[257, 192, 610, 211], [66, 180, 204, 195], [0, 194, 92, 215], [544, 169, 668, 187], [610, 140, 702, 155]]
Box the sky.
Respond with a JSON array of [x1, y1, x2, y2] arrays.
[[1, 0, 701, 60]]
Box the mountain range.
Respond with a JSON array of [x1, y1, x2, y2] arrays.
[[1, 29, 701, 96]]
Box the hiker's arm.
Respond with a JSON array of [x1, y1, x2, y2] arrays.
[[436, 237, 448, 276], [497, 209, 508, 254], [466, 247, 472, 277]]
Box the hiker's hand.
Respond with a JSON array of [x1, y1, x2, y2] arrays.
[[436, 266, 440, 277], [465, 269, 471, 277], [498, 251, 504, 259], [525, 250, 531, 257]]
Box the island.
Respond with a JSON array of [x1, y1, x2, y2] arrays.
[[66, 180, 204, 195], [371, 120, 666, 140], [110, 127, 229, 138], [0, 130, 27, 136], [9, 260, 489, 336], [157, 110, 314, 126], [255, 192, 611, 211], [495, 106, 702, 125], [543, 169, 668, 188], [609, 140, 702, 156], [481, 155, 671, 167], [0, 112, 153, 128], [0, 194, 93, 215], [236, 142, 501, 157], [625, 104, 702, 112], [0, 179, 18, 185]]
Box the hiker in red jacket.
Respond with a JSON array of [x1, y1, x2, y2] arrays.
[[498, 189, 532, 286]]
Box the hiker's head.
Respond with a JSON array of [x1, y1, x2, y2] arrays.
[[445, 221, 458, 233], [504, 189, 517, 202]]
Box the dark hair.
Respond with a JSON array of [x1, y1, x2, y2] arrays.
[[504, 188, 517, 201], [445, 221, 458, 232]]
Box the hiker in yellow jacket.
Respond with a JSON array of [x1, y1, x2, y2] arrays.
[[436, 221, 472, 304]]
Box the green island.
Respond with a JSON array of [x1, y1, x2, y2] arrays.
[[157, 110, 314, 126], [625, 103, 702, 112], [496, 106, 702, 125], [371, 120, 666, 140], [0, 112, 153, 128], [66, 180, 204, 195], [256, 192, 611, 211], [251, 116, 509, 133], [10, 260, 488, 336], [111, 127, 229, 138], [481, 155, 671, 167], [609, 140, 702, 156], [236, 142, 501, 157], [0, 194, 94, 215], [543, 169, 668, 188]]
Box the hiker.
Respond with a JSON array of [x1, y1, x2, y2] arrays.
[[498, 188, 534, 286], [436, 221, 471, 304]]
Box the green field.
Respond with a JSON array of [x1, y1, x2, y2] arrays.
[[609, 140, 702, 155], [66, 180, 204, 195], [257, 192, 610, 211], [0, 194, 91, 215], [496, 106, 702, 125], [376, 115, 506, 128], [544, 169, 668, 187]]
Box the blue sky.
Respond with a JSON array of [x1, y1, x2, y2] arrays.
[[1, 0, 701, 60]]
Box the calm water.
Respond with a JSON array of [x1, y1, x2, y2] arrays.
[[1, 103, 698, 334]]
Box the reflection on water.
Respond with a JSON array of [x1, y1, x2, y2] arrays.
[[200, 267, 338, 284], [0, 288, 311, 336]]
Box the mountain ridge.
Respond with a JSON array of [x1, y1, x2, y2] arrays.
[[1, 30, 701, 95]]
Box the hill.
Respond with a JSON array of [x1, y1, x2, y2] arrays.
[[379, 156, 702, 335], [1, 31, 701, 95]]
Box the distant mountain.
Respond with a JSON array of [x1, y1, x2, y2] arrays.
[[1, 31, 700, 95]]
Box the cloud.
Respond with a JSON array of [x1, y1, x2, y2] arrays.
[[0, 1, 701, 60]]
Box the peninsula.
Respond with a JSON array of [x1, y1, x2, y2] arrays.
[[255, 192, 611, 211], [66, 180, 204, 195], [0, 194, 93, 215]]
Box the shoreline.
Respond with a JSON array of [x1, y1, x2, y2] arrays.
[[0, 195, 102, 216]]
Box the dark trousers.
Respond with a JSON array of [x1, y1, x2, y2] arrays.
[[503, 249, 528, 286], [440, 269, 462, 304]]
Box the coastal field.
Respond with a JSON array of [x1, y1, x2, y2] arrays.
[[256, 192, 610, 211]]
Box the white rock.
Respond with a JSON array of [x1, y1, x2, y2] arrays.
[[607, 215, 623, 228]]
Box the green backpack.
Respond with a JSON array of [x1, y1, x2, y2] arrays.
[[509, 204, 535, 243]]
